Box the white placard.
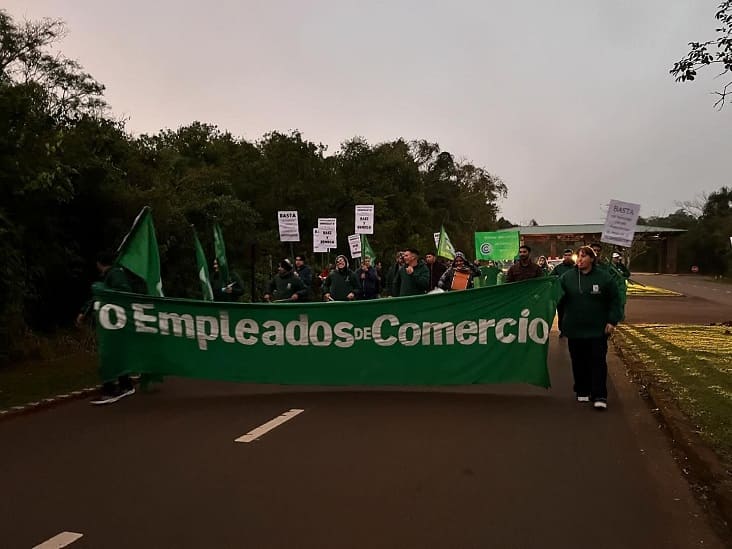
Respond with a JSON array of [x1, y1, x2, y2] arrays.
[[729, 236, 732, 248], [319, 227, 336, 248], [318, 218, 337, 249], [355, 205, 374, 234], [433, 232, 440, 249], [348, 234, 362, 258], [313, 228, 329, 253], [277, 210, 300, 242], [601, 200, 640, 248]]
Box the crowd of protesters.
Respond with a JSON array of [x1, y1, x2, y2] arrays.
[[260, 241, 632, 306]]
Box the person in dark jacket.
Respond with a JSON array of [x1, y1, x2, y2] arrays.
[[559, 246, 622, 410], [357, 256, 380, 299], [212, 259, 244, 302], [323, 255, 360, 301], [425, 252, 447, 290], [551, 248, 576, 336], [393, 248, 430, 297], [264, 259, 307, 302], [294, 254, 313, 301], [506, 245, 544, 282], [437, 251, 481, 291], [385, 251, 405, 296], [611, 252, 631, 279], [76, 250, 136, 405]]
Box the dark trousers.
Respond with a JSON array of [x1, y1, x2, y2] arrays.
[[557, 303, 565, 333], [567, 337, 608, 400]]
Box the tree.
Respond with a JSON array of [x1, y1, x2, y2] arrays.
[[671, 1, 732, 109]]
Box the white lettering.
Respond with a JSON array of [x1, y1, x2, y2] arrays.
[[132, 303, 158, 334], [99, 304, 126, 330], [455, 321, 478, 345], [234, 318, 259, 345], [262, 320, 285, 346], [309, 321, 333, 346], [496, 318, 517, 343], [195, 315, 219, 350], [372, 314, 398, 346], [398, 322, 421, 346]]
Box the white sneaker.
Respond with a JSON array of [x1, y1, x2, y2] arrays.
[[593, 400, 608, 410], [576, 396, 590, 402]]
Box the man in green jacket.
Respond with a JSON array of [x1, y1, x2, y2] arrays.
[[393, 248, 430, 297], [559, 245, 622, 411], [264, 259, 307, 302], [551, 248, 576, 336]]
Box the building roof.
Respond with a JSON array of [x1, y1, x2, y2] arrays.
[[498, 224, 686, 235]]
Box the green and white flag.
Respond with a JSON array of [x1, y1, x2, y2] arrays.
[[474, 231, 520, 261], [193, 228, 214, 301], [116, 206, 164, 297], [213, 222, 229, 284], [361, 234, 377, 264], [436, 225, 456, 260]]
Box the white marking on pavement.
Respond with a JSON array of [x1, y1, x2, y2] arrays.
[[235, 409, 305, 443], [33, 532, 83, 548]]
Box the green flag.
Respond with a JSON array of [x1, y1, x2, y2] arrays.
[[193, 227, 214, 301], [360, 234, 377, 264], [116, 206, 164, 297], [213, 222, 229, 284], [474, 231, 520, 261], [437, 225, 456, 260]]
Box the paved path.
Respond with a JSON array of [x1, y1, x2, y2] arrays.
[[627, 274, 732, 324], [1, 340, 725, 547]]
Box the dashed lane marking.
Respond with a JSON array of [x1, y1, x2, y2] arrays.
[[33, 531, 83, 548], [235, 409, 305, 443]]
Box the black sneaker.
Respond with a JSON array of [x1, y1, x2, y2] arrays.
[[593, 399, 608, 410]]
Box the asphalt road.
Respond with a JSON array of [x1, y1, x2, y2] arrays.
[[627, 274, 732, 324], [0, 288, 728, 548]]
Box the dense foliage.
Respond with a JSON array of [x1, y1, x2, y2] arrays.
[[0, 11, 508, 362]]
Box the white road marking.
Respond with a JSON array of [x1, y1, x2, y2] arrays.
[[235, 409, 305, 443], [33, 532, 83, 548]]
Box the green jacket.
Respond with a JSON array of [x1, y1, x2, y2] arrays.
[[267, 272, 306, 301], [559, 265, 622, 339], [393, 261, 430, 297], [324, 268, 360, 301], [212, 270, 244, 302], [480, 266, 501, 286], [551, 261, 575, 278]]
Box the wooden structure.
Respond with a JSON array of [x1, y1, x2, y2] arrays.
[[499, 224, 686, 273]]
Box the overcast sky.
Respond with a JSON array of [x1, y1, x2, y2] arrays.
[[6, 1, 731, 224]]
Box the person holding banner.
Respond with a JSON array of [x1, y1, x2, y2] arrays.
[[323, 255, 360, 301], [559, 246, 622, 410], [437, 251, 480, 291], [212, 259, 244, 302], [264, 259, 307, 302], [551, 249, 576, 337], [393, 249, 430, 297], [76, 250, 137, 405], [385, 251, 405, 296]]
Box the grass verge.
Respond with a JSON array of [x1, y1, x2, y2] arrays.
[[627, 283, 683, 297], [614, 323, 732, 460], [0, 328, 99, 411]]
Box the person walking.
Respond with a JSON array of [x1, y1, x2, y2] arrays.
[[559, 246, 622, 410], [393, 248, 430, 297], [76, 250, 136, 405], [551, 248, 576, 336], [263, 259, 307, 302], [212, 259, 244, 302], [506, 245, 544, 282], [437, 251, 481, 291], [425, 252, 447, 291], [357, 256, 380, 300], [323, 255, 360, 301]]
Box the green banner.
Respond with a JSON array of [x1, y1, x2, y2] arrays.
[[475, 231, 520, 261], [94, 277, 559, 387]]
